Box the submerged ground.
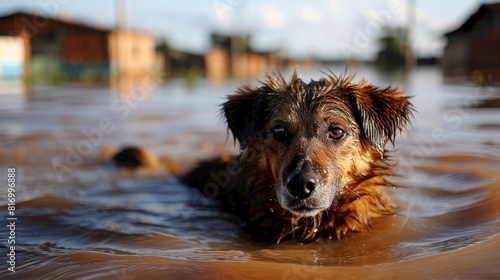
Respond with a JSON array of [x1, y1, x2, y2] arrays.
[[0, 66, 499, 279]]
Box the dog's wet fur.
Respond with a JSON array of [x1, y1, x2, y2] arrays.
[[117, 69, 414, 243]]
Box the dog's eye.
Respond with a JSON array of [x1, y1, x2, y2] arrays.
[[270, 125, 288, 140], [328, 127, 346, 140]]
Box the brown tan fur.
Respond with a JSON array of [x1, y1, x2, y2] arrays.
[[183, 69, 414, 243]]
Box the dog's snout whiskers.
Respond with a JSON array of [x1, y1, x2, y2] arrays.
[[341, 185, 369, 204]]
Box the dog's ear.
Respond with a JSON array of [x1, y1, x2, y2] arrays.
[[223, 86, 266, 149], [351, 83, 414, 152]]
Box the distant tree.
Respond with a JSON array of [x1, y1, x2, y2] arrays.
[[156, 39, 171, 55], [211, 33, 232, 49], [375, 28, 410, 70], [210, 32, 250, 52]]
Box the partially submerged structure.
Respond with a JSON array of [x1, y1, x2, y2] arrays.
[[442, 3, 500, 81]]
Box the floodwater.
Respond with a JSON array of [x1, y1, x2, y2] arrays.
[[0, 66, 499, 279]]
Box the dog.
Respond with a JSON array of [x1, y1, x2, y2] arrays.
[[115, 69, 414, 243]]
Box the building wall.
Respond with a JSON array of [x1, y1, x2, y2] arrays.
[[108, 31, 155, 78], [63, 25, 108, 63], [0, 13, 115, 83], [232, 52, 270, 80], [0, 14, 32, 82], [205, 47, 229, 84], [442, 36, 470, 78], [61, 25, 110, 81], [442, 8, 500, 81], [0, 36, 24, 80], [469, 30, 500, 79]]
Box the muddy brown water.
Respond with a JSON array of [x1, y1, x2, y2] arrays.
[[0, 66, 499, 279]]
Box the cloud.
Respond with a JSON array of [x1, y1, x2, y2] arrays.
[[262, 5, 286, 29], [301, 7, 322, 25], [361, 0, 407, 28], [328, 0, 345, 16], [416, 7, 454, 32]]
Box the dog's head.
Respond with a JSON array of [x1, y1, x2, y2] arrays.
[[223, 70, 413, 217]]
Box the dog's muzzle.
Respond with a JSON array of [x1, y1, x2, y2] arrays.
[[276, 168, 335, 217], [286, 169, 318, 199]]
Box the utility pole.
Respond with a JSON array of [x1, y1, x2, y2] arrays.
[[115, 0, 129, 78], [118, 0, 129, 31], [406, 0, 416, 71]]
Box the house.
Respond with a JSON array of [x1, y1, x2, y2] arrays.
[[442, 3, 500, 81], [204, 47, 229, 84], [0, 12, 155, 83], [0, 36, 23, 80], [204, 32, 284, 84]]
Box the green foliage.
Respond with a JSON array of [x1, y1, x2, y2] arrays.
[[157, 39, 171, 54], [183, 66, 203, 90], [375, 28, 409, 71], [80, 68, 98, 83], [48, 69, 68, 85]]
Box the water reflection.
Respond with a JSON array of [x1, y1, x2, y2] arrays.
[[110, 72, 163, 100]]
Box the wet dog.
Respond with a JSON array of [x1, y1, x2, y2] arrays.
[[183, 70, 413, 243], [114, 69, 414, 243]]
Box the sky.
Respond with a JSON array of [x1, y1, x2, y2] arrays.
[[0, 0, 494, 60]]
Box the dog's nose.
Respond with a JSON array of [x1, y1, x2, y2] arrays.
[[286, 170, 316, 199]]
